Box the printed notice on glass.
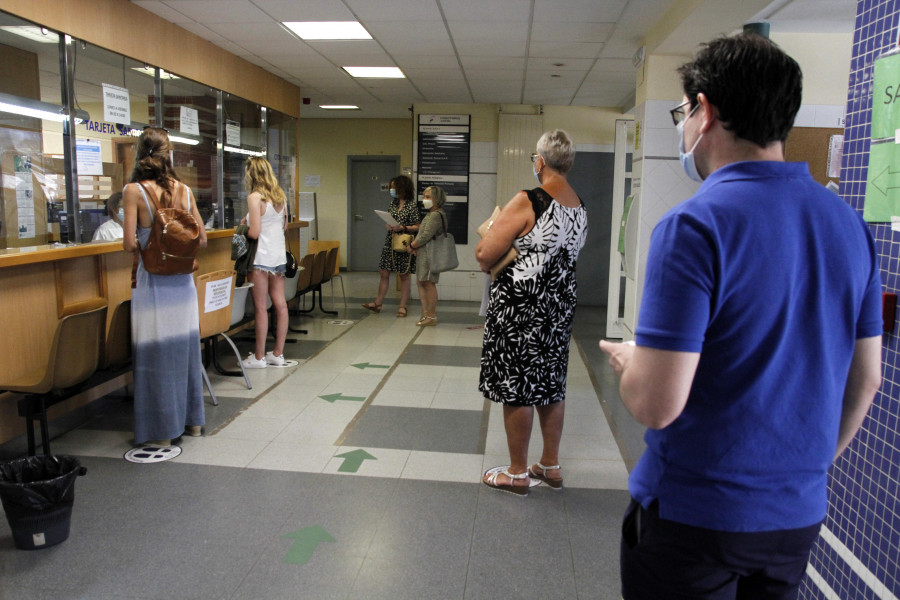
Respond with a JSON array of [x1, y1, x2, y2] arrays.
[[76, 139, 103, 176], [180, 106, 199, 135], [204, 278, 232, 313], [14, 155, 35, 239], [102, 83, 131, 125], [225, 119, 240, 146]]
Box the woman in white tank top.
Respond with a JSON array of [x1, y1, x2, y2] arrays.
[[242, 157, 289, 369]]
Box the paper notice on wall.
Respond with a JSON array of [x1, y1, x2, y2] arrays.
[[14, 155, 35, 239], [180, 106, 199, 135], [76, 139, 103, 176], [102, 83, 131, 125], [827, 135, 843, 179], [225, 120, 240, 146], [204, 278, 232, 313]]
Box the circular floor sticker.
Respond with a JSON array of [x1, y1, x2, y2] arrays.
[[328, 320, 354, 325], [124, 445, 182, 464], [268, 359, 299, 368]]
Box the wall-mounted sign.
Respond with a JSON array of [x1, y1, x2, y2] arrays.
[[417, 114, 470, 243], [864, 51, 900, 222], [102, 83, 131, 125]]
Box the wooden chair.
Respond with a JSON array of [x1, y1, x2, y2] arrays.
[[101, 299, 132, 371], [0, 301, 108, 455], [298, 250, 337, 315], [307, 240, 345, 309]]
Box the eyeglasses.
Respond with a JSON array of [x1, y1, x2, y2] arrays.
[[669, 100, 691, 126], [530, 153, 540, 163]]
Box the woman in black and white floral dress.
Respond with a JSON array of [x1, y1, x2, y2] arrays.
[[476, 129, 588, 495]]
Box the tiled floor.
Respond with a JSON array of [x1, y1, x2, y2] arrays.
[[0, 272, 639, 600]]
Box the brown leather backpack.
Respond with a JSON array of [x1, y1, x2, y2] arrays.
[[137, 181, 200, 275]]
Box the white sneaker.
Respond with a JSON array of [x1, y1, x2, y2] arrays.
[[241, 353, 267, 369], [265, 351, 286, 366]]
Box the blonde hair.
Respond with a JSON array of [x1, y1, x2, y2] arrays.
[[244, 157, 285, 208], [424, 185, 446, 209]]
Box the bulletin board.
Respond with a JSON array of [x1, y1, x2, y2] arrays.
[[784, 126, 844, 187]]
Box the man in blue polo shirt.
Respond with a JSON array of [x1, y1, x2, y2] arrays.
[[600, 33, 883, 600]]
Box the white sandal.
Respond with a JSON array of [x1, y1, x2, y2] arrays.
[[482, 466, 536, 496], [528, 462, 563, 489]]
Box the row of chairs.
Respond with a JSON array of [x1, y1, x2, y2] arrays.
[[0, 241, 347, 456], [0, 299, 132, 456]]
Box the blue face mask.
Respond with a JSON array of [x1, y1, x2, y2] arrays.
[[677, 104, 704, 182], [390, 189, 398, 199], [533, 156, 542, 184], [117, 208, 125, 223]]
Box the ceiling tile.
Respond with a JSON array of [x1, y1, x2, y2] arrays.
[[132, 0, 194, 23], [251, 0, 356, 21], [203, 22, 298, 43], [533, 0, 627, 22], [448, 21, 529, 41], [440, 0, 532, 21], [347, 0, 444, 21], [531, 21, 615, 43], [529, 41, 604, 59], [162, 0, 271, 23]]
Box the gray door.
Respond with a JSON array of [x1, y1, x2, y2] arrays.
[[568, 151, 615, 307], [349, 157, 400, 271]]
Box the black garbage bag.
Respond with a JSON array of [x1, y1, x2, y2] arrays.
[[0, 455, 87, 550]]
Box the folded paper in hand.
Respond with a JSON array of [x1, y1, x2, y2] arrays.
[[374, 210, 399, 227]]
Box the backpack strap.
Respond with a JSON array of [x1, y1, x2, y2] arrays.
[[135, 182, 157, 219]]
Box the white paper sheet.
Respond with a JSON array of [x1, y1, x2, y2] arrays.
[[374, 210, 398, 226]]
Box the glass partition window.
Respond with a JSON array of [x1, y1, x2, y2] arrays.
[[222, 93, 262, 228], [71, 42, 155, 242], [0, 13, 63, 247], [161, 76, 218, 228], [268, 109, 298, 214]]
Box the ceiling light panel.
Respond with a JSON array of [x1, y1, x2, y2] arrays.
[[342, 67, 405, 78], [284, 21, 372, 40]]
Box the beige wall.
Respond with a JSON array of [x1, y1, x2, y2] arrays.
[[298, 118, 413, 262], [772, 33, 854, 106]]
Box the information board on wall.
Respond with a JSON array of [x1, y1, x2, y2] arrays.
[[417, 114, 470, 244], [864, 50, 900, 223]]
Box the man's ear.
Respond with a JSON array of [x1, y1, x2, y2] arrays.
[[695, 93, 717, 134]]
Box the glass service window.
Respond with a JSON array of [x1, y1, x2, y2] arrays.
[[0, 12, 63, 248], [222, 93, 262, 228], [71, 42, 155, 242], [161, 75, 218, 228], [267, 109, 297, 213]]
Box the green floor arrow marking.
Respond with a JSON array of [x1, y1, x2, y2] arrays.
[[335, 449, 376, 472], [319, 392, 366, 403], [282, 525, 336, 565], [351, 362, 390, 369]]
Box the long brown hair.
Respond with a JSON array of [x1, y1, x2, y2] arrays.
[[130, 127, 180, 207], [244, 157, 285, 208]]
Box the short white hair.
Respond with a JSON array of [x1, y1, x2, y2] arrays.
[[536, 129, 576, 174]]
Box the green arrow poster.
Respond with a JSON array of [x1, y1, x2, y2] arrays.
[[864, 50, 900, 222], [871, 52, 900, 140]]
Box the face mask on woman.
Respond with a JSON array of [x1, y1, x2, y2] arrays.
[[423, 198, 433, 209], [390, 189, 398, 199]]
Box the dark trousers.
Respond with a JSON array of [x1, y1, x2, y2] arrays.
[[620, 499, 822, 600]]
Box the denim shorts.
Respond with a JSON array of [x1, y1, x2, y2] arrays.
[[252, 264, 286, 276]]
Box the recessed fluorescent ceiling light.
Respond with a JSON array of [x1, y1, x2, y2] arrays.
[[319, 105, 359, 110], [0, 26, 57, 43], [283, 21, 371, 40], [342, 67, 405, 79], [131, 66, 180, 79]]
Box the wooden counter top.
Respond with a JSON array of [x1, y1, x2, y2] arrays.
[[0, 221, 308, 269]]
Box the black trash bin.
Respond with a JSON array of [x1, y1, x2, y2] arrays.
[[0, 455, 87, 550]]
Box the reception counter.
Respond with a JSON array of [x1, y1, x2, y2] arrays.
[[0, 221, 307, 447]]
